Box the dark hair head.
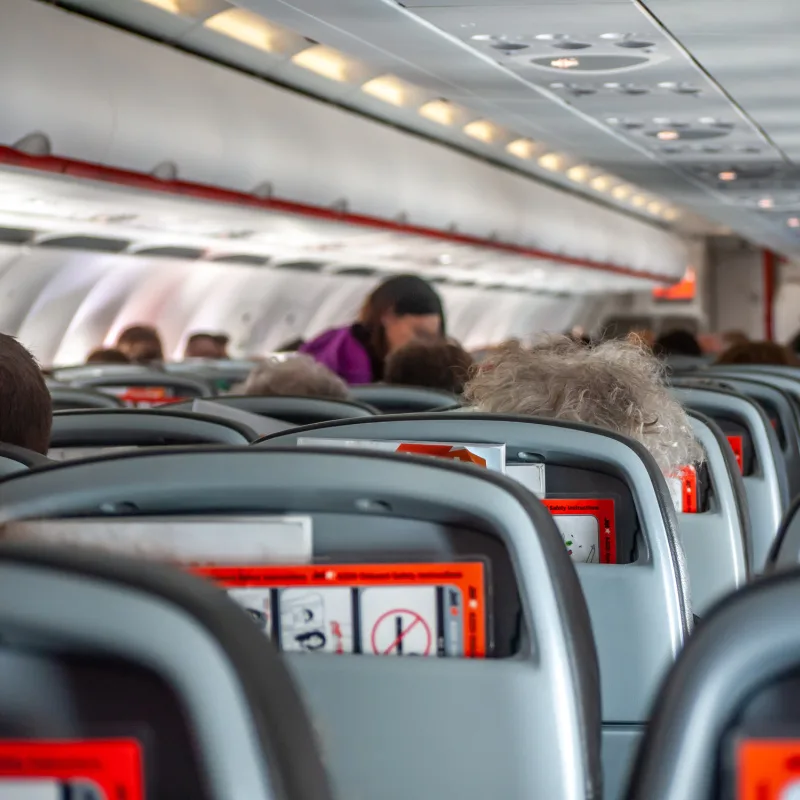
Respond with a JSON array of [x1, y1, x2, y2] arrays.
[[86, 348, 131, 365], [185, 332, 228, 359], [385, 340, 473, 395], [116, 325, 164, 363], [360, 274, 445, 360], [654, 329, 702, 358], [0, 334, 52, 455], [716, 341, 799, 366]]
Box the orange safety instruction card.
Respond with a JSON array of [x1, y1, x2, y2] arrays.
[[542, 498, 617, 564], [728, 435, 745, 474], [737, 738, 800, 799], [0, 739, 144, 799], [194, 562, 487, 658], [104, 386, 187, 408]]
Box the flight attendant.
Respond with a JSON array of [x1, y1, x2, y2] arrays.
[[301, 274, 445, 384]]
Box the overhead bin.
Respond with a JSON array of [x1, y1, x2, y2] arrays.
[[0, 0, 687, 281]]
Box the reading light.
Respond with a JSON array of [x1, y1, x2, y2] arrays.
[[647, 201, 663, 214], [657, 130, 680, 141], [537, 153, 564, 171], [506, 138, 537, 159], [758, 197, 774, 209], [612, 184, 633, 200], [718, 171, 737, 181], [362, 75, 407, 106], [566, 165, 591, 183], [590, 175, 614, 192], [663, 208, 680, 221], [142, 0, 181, 12], [631, 195, 648, 208], [419, 100, 455, 126], [464, 119, 500, 143], [551, 57, 580, 69], [788, 218, 800, 228], [291, 45, 351, 82], [204, 9, 290, 52]]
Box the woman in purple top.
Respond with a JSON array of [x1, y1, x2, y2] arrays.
[[301, 274, 445, 385]]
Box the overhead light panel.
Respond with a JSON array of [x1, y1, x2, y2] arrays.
[[204, 9, 293, 52], [663, 208, 680, 221], [647, 201, 663, 215], [631, 195, 648, 208], [657, 130, 680, 141], [538, 153, 564, 172], [612, 184, 633, 200], [566, 165, 591, 184], [506, 138, 537, 159], [141, 0, 181, 12], [788, 218, 800, 228], [590, 174, 614, 192], [718, 171, 738, 181], [758, 197, 775, 209], [291, 45, 353, 82], [464, 119, 501, 143], [362, 75, 408, 106], [419, 99, 456, 126], [551, 57, 580, 69]]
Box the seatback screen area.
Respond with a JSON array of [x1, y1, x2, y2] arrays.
[[0, 739, 144, 800], [194, 562, 488, 658]]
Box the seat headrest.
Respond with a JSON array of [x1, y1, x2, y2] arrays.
[[0, 542, 334, 800]]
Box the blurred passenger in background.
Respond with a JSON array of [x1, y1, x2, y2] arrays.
[[0, 333, 52, 455], [653, 329, 703, 358], [277, 337, 305, 352], [699, 329, 749, 355], [116, 325, 164, 364], [86, 348, 131, 365], [385, 339, 473, 396], [238, 354, 350, 400], [301, 274, 445, 384], [463, 334, 702, 475], [184, 332, 229, 359], [788, 330, 800, 357], [716, 341, 799, 366]]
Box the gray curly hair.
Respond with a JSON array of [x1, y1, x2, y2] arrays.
[[463, 335, 702, 474], [238, 354, 350, 400]]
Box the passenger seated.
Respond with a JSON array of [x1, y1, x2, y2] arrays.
[[116, 324, 164, 364], [463, 335, 702, 474], [0, 333, 52, 455], [86, 347, 130, 365], [716, 340, 799, 366], [653, 329, 702, 358], [184, 331, 229, 359], [238, 354, 350, 400], [385, 339, 473, 395]]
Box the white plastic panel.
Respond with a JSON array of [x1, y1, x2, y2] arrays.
[[0, 0, 686, 279], [0, 247, 591, 365]]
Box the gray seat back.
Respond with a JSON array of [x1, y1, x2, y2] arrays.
[[0, 444, 54, 478], [350, 384, 461, 413], [625, 568, 800, 800], [678, 412, 749, 615], [49, 409, 254, 459], [0, 543, 333, 800], [700, 369, 800, 498], [49, 384, 126, 411], [672, 384, 786, 571], [766, 496, 800, 571], [168, 395, 377, 425], [56, 365, 214, 400], [0, 447, 601, 800], [257, 413, 690, 799]]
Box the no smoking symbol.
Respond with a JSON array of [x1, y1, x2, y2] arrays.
[[370, 608, 432, 656]]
